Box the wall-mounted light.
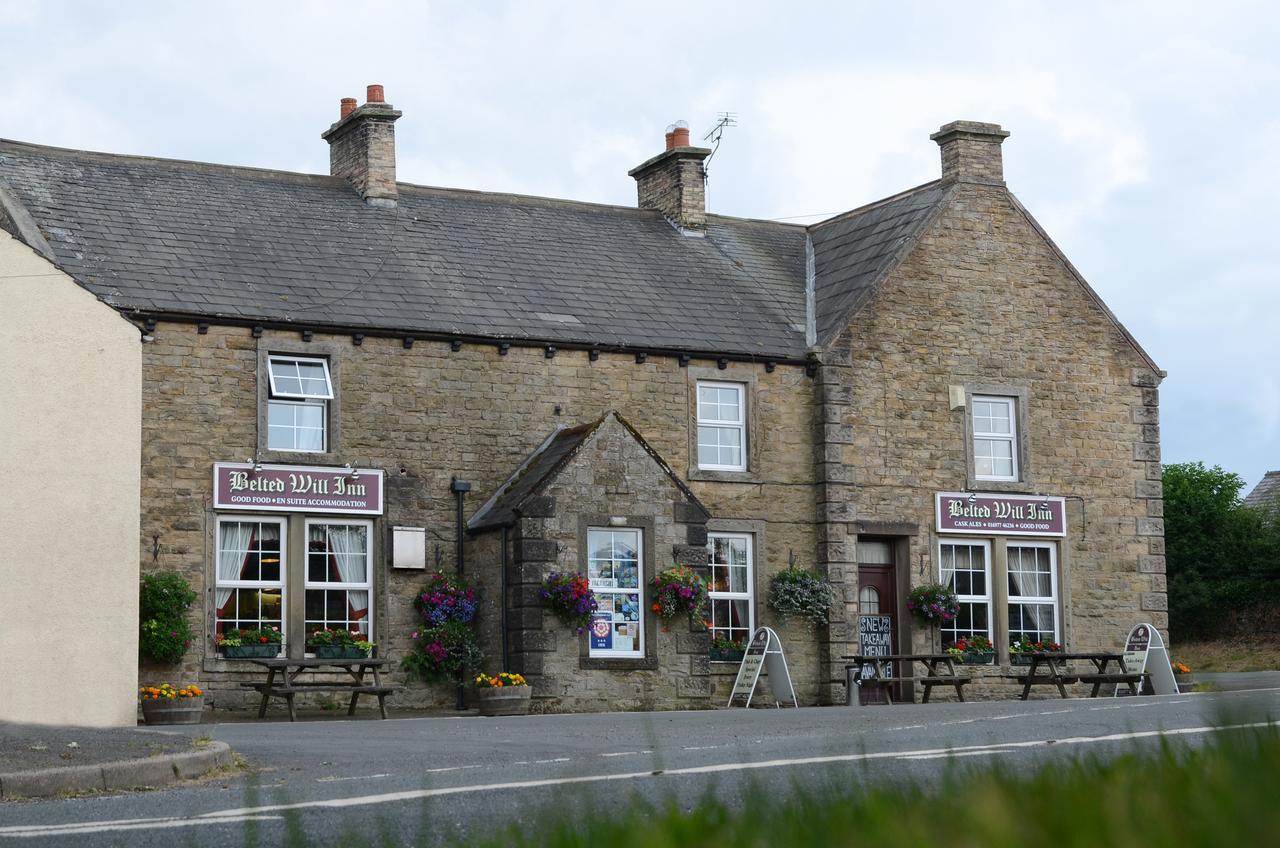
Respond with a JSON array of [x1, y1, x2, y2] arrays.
[[765, 361, 777, 373], [545, 345, 557, 359], [497, 342, 510, 356], [352, 333, 365, 346], [717, 357, 728, 370], [403, 336, 415, 349], [588, 348, 600, 362], [251, 325, 264, 339], [678, 354, 691, 368], [302, 329, 313, 342], [246, 456, 264, 473], [968, 491, 978, 504], [635, 352, 647, 364]]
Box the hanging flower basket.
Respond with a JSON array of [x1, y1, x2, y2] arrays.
[[906, 584, 960, 625]]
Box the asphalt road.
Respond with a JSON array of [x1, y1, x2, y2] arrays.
[[2, 686, 1277, 847]]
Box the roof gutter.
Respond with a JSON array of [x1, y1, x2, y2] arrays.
[[122, 309, 814, 371]]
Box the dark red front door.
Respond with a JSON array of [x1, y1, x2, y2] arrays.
[[857, 555, 898, 705]]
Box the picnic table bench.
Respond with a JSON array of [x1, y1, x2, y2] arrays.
[[843, 653, 973, 704], [1005, 652, 1145, 699], [242, 658, 398, 721]]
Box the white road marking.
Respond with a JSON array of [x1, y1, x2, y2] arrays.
[[900, 749, 1015, 761], [600, 751, 653, 758], [532, 758, 571, 764], [316, 773, 390, 783], [680, 745, 722, 751], [424, 765, 484, 774], [2, 721, 1272, 839]]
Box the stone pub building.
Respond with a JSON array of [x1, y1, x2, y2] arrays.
[[0, 85, 1166, 723]]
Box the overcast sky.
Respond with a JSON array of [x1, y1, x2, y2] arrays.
[[3, 1, 1277, 490]]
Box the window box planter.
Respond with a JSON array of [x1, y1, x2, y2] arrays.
[[476, 685, 532, 717], [312, 645, 369, 659], [141, 697, 204, 725], [962, 652, 995, 665], [1010, 654, 1068, 668], [709, 648, 746, 663], [221, 644, 280, 659]]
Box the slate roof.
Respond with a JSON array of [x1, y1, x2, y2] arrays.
[[1244, 471, 1280, 510], [0, 138, 954, 360], [469, 411, 706, 530]]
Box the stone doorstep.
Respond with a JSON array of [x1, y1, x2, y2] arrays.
[[0, 741, 232, 800]]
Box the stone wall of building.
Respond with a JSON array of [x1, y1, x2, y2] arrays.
[[136, 326, 819, 710], [494, 416, 712, 712], [824, 182, 1164, 699]]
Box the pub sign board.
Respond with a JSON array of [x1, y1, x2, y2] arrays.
[[936, 492, 1066, 537], [213, 463, 384, 515]]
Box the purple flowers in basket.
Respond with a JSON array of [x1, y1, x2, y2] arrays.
[[414, 573, 478, 625]]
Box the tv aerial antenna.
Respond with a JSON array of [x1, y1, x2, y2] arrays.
[[702, 112, 738, 210]]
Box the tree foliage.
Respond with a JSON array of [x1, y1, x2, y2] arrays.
[[1163, 462, 1280, 639]]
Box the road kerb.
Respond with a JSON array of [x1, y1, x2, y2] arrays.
[[0, 741, 232, 800]]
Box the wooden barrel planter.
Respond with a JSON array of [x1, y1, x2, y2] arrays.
[[476, 686, 532, 717], [142, 697, 204, 725]]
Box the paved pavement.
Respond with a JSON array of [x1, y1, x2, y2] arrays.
[[2, 685, 1276, 846]]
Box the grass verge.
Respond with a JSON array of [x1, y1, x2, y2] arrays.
[[459, 726, 1279, 848], [1176, 638, 1280, 672]]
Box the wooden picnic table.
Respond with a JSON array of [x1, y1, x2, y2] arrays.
[[243, 658, 397, 721], [1011, 652, 1144, 700], [842, 653, 973, 704]]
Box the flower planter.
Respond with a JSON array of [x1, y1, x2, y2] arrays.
[[709, 649, 746, 663], [312, 645, 369, 659], [141, 697, 204, 725], [1010, 654, 1032, 666], [221, 644, 280, 659], [962, 652, 995, 665], [476, 685, 532, 717]]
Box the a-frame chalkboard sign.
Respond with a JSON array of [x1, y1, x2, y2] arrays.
[[727, 627, 798, 708]]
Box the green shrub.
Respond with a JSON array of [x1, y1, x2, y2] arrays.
[[138, 571, 196, 664]]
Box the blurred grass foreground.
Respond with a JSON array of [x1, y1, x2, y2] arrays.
[[475, 727, 1278, 848]]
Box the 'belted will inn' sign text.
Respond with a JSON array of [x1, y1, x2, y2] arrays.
[[214, 463, 384, 515], [935, 492, 1065, 537]]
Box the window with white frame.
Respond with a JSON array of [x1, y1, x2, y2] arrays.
[[971, 395, 1018, 481], [304, 520, 373, 644], [214, 517, 285, 651], [586, 528, 644, 658], [938, 541, 992, 647], [266, 355, 333, 452], [696, 382, 747, 471], [1007, 543, 1059, 644], [707, 533, 753, 650]]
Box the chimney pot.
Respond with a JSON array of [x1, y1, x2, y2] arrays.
[[665, 130, 676, 151], [340, 97, 358, 119], [366, 84, 385, 104], [671, 119, 690, 148]]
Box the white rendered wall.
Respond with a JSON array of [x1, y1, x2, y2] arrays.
[[0, 229, 142, 727]]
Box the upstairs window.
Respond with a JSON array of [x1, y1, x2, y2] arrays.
[[267, 355, 333, 453], [697, 382, 747, 471], [971, 395, 1018, 481]]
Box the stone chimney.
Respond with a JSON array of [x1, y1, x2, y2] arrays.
[[929, 120, 1009, 185], [628, 120, 711, 234], [322, 84, 403, 207]]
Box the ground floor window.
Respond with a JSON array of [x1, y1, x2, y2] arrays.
[[938, 540, 992, 646], [215, 517, 285, 651], [586, 527, 643, 658], [1007, 542, 1059, 644], [305, 519, 373, 642], [707, 533, 753, 649]]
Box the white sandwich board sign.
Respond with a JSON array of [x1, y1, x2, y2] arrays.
[[1119, 622, 1178, 696], [728, 627, 798, 708]]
